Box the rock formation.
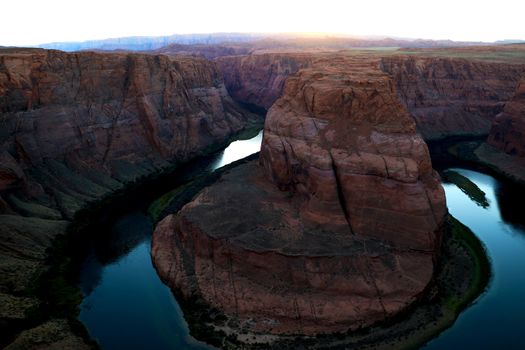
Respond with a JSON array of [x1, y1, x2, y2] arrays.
[[487, 79, 525, 157], [0, 47, 260, 347], [381, 56, 525, 140], [0, 48, 260, 218], [152, 56, 447, 335], [218, 53, 525, 141], [216, 53, 316, 110]]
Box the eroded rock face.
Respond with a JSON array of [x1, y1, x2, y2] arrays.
[[261, 56, 446, 248], [216, 53, 315, 110], [153, 56, 446, 335], [0, 48, 260, 218], [381, 56, 525, 140], [487, 79, 525, 157], [0, 48, 260, 347]]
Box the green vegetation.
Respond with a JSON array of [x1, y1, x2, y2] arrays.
[[443, 216, 491, 313], [442, 170, 490, 208], [148, 182, 195, 222], [148, 152, 261, 223], [394, 48, 525, 63], [338, 45, 525, 64]]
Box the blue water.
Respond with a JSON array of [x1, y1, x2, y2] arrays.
[[78, 132, 263, 350], [424, 169, 525, 349], [79, 140, 525, 349]]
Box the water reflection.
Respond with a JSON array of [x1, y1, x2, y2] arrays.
[[79, 138, 525, 349], [211, 131, 264, 169], [424, 168, 525, 349], [495, 180, 525, 231], [78, 131, 262, 350]]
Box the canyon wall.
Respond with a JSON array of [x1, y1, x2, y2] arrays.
[[0, 48, 259, 218], [0, 48, 260, 347], [153, 56, 446, 336], [381, 56, 525, 140], [487, 78, 525, 157], [218, 53, 525, 141], [216, 53, 316, 110]]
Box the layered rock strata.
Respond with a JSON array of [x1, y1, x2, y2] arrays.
[[153, 56, 447, 335], [216, 53, 316, 110], [381, 56, 525, 140], [487, 78, 525, 157], [0, 48, 260, 347], [218, 53, 525, 140]]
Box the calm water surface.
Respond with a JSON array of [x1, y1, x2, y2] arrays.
[[424, 169, 525, 349], [78, 132, 262, 350], [79, 139, 525, 349]]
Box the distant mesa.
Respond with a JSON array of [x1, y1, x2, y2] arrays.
[[36, 32, 489, 52]]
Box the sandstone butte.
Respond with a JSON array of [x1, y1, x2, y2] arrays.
[[0, 48, 260, 348], [152, 55, 448, 335]]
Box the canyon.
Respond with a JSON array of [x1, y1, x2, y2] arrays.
[[488, 78, 525, 156], [0, 47, 260, 348], [0, 42, 524, 349], [152, 46, 525, 345], [217, 50, 525, 141], [153, 55, 447, 336]]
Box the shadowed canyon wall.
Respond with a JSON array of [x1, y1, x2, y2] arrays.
[[0, 48, 260, 348], [381, 57, 525, 140], [0, 48, 259, 217], [487, 78, 525, 157], [216, 53, 316, 110]]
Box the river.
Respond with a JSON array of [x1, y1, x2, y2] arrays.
[[78, 132, 263, 350], [77, 134, 525, 349]]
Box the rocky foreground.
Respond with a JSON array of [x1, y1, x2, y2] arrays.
[[0, 48, 260, 348], [152, 56, 447, 336]]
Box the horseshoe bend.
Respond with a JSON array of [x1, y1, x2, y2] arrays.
[[1, 29, 525, 350], [152, 56, 448, 335]]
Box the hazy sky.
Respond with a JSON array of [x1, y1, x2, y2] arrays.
[[1, 0, 523, 46]]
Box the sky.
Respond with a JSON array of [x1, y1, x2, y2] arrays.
[[0, 0, 523, 46]]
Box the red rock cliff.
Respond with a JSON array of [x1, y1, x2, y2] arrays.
[[381, 56, 525, 140], [0, 48, 260, 217], [487, 79, 525, 157], [152, 56, 446, 336], [0, 47, 260, 348], [216, 53, 315, 110]]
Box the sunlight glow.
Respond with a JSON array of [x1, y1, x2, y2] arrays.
[[1, 0, 523, 46]]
